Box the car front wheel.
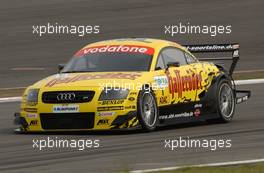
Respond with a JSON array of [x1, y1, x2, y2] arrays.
[[137, 88, 158, 131]]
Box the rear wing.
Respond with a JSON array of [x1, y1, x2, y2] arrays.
[[184, 44, 239, 75], [184, 43, 250, 104]]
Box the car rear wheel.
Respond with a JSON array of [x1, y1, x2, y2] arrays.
[[137, 88, 158, 131], [212, 79, 235, 123]]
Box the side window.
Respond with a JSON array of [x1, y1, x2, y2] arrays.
[[185, 52, 198, 64], [155, 54, 165, 70], [162, 48, 187, 66]]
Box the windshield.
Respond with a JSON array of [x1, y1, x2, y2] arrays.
[[62, 45, 154, 73]]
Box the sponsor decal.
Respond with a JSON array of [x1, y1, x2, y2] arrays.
[[185, 44, 234, 52], [166, 70, 202, 98], [53, 105, 79, 113], [99, 100, 124, 105], [159, 96, 169, 104], [75, 45, 154, 57], [159, 112, 193, 119], [97, 106, 124, 111], [125, 105, 136, 109], [154, 76, 168, 88], [97, 119, 109, 125], [26, 113, 38, 119], [237, 98, 242, 103], [46, 73, 141, 87], [97, 112, 115, 116], [237, 95, 248, 104], [29, 120, 38, 126], [129, 92, 138, 95], [194, 103, 202, 108], [128, 97, 135, 101], [194, 108, 201, 117]]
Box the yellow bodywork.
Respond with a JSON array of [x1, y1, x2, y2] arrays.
[[19, 38, 220, 131]]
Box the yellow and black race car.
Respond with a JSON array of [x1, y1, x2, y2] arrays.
[[14, 38, 250, 132]]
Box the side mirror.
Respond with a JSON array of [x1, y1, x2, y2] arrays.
[[166, 61, 180, 70], [58, 64, 65, 73]]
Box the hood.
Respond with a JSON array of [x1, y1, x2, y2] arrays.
[[31, 72, 153, 89]]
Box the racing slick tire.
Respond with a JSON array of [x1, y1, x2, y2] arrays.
[[210, 78, 236, 123], [137, 87, 158, 131]]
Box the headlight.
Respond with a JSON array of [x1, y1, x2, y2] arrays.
[[99, 88, 129, 100], [26, 89, 39, 103]]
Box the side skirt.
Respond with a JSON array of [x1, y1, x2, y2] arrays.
[[158, 101, 218, 126]]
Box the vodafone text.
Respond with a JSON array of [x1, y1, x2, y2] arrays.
[[75, 45, 154, 57]]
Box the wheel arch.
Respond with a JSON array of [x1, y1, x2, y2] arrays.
[[199, 72, 232, 114]]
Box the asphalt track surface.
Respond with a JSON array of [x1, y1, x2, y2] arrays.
[[0, 0, 264, 88], [0, 1, 264, 173], [0, 83, 262, 173]]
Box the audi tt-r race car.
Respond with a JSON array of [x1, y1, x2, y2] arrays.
[[14, 38, 250, 132]]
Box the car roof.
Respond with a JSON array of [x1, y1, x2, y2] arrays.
[[82, 38, 186, 51]]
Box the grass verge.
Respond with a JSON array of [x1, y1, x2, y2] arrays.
[[153, 162, 264, 173]]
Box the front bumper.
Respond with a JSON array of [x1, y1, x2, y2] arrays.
[[17, 86, 140, 132], [14, 110, 139, 132]]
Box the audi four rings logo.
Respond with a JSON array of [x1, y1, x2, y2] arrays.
[[57, 93, 76, 101]]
